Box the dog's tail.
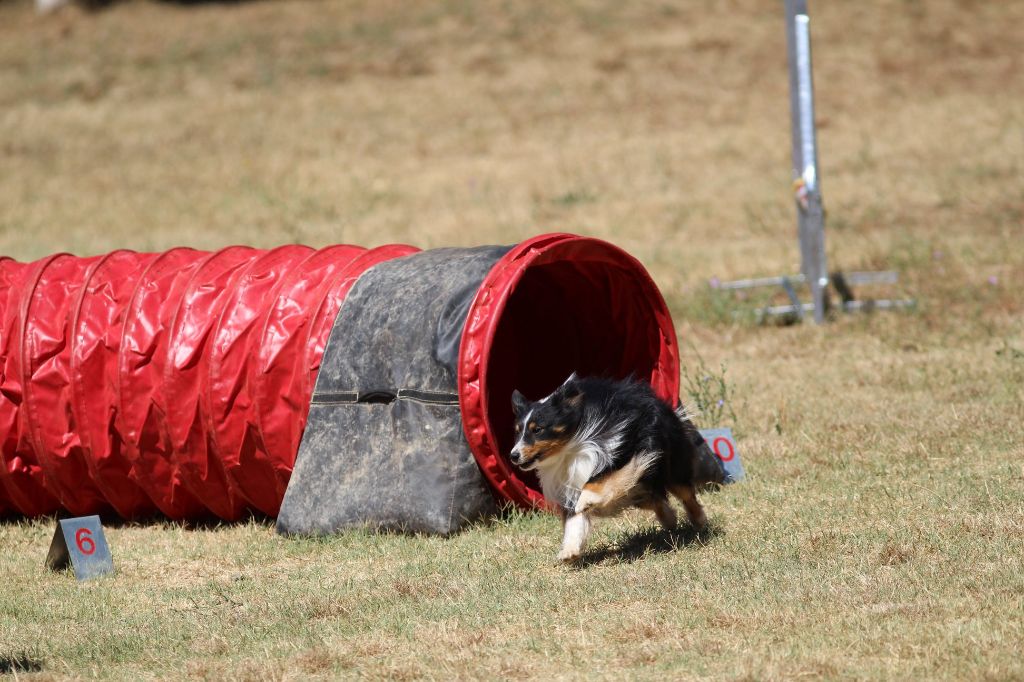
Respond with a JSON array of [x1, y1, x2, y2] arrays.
[[674, 403, 699, 422], [675, 402, 726, 489], [691, 437, 726, 489]]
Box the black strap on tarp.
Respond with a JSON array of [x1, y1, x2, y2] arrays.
[[311, 389, 460, 406]]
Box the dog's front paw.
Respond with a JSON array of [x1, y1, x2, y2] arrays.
[[557, 547, 582, 563]]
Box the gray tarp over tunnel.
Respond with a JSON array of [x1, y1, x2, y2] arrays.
[[277, 246, 509, 535]]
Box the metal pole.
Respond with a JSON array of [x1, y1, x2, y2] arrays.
[[784, 0, 828, 323]]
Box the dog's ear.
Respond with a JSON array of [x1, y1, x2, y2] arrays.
[[552, 378, 585, 405], [511, 390, 528, 415]]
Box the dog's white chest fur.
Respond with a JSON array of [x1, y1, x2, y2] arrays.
[[535, 418, 621, 508]]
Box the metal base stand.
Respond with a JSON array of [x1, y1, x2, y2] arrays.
[[718, 271, 915, 323]]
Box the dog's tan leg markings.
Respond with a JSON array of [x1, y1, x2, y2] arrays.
[[669, 484, 706, 530], [574, 478, 611, 514], [558, 512, 592, 562], [574, 452, 659, 515]]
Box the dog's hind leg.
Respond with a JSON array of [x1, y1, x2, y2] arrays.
[[653, 497, 678, 530], [638, 497, 677, 530], [558, 512, 592, 562], [669, 484, 706, 530]]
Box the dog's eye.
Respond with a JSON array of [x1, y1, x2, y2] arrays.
[[530, 424, 542, 435]]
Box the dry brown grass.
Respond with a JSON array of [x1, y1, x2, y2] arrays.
[[1, 0, 1022, 679]]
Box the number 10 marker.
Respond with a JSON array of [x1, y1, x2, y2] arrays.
[[698, 427, 745, 483]]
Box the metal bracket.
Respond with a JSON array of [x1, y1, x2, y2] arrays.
[[779, 276, 804, 321], [718, 271, 915, 322]]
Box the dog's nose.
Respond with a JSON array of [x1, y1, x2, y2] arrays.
[[509, 450, 522, 465]]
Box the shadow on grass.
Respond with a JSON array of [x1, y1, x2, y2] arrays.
[[0, 510, 274, 531], [0, 651, 43, 674], [102, 510, 274, 531], [570, 520, 723, 569]]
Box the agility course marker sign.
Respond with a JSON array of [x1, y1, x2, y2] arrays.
[[699, 428, 744, 483], [45, 515, 113, 581]]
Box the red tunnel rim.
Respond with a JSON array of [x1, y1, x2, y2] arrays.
[[456, 233, 681, 510]]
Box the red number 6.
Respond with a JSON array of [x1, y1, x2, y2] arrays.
[[75, 528, 96, 556]]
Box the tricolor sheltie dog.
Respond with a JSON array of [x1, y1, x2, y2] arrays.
[[511, 374, 724, 562]]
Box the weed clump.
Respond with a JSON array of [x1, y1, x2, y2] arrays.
[[681, 344, 737, 428]]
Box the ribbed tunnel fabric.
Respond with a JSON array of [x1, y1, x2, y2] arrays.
[[0, 244, 418, 519]]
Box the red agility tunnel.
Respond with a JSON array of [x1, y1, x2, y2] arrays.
[[0, 234, 679, 523]]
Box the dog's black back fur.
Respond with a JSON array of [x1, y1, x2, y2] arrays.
[[570, 377, 706, 492]]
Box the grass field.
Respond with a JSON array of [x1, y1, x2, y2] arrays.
[[1, 0, 1023, 679]]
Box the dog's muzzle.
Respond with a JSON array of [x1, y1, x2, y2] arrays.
[[509, 449, 537, 470]]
